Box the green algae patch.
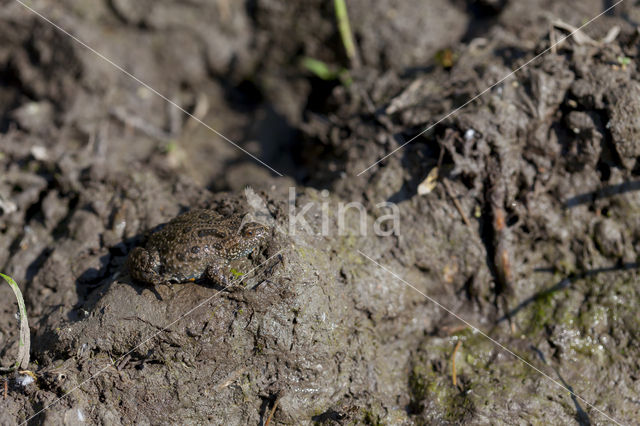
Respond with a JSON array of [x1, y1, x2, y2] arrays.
[[408, 358, 475, 423]]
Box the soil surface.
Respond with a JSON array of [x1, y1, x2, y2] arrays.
[[1, 0, 640, 424]]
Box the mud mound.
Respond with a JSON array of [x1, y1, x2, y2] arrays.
[[1, 1, 640, 424]]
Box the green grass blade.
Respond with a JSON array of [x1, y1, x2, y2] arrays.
[[334, 0, 358, 65], [1, 273, 30, 370], [301, 57, 335, 80]]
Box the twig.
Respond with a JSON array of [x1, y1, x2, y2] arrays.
[[442, 179, 471, 227], [110, 107, 173, 141], [116, 355, 131, 371], [264, 396, 280, 426], [214, 367, 246, 391], [451, 340, 462, 387], [182, 93, 210, 134], [552, 20, 598, 46], [443, 324, 468, 335], [3, 378, 7, 399], [487, 162, 514, 296]]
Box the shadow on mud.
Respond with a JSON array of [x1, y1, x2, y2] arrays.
[[564, 180, 640, 208], [529, 346, 592, 426], [497, 261, 639, 324]]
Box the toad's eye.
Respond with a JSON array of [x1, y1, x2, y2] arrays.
[[244, 229, 254, 237]]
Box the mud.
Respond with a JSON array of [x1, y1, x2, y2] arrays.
[[1, 0, 640, 424]]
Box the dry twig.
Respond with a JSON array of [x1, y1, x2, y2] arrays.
[[264, 396, 280, 426], [451, 340, 462, 387], [442, 179, 471, 228]]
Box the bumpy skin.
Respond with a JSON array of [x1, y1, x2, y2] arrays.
[[127, 209, 269, 286]]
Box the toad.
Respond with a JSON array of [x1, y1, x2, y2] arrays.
[[127, 209, 269, 286]]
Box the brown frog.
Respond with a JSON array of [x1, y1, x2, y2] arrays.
[[127, 209, 269, 286]]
